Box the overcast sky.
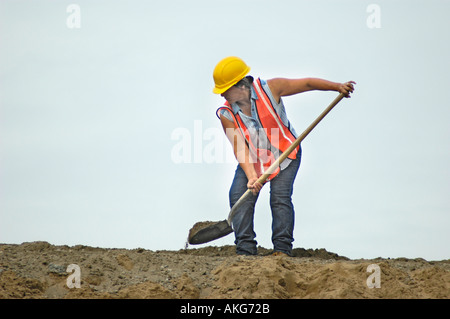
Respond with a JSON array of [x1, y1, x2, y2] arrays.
[[1, 0, 449, 260]]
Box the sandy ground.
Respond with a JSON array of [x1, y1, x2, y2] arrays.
[[0, 241, 448, 299]]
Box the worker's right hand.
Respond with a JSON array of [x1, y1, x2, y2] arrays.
[[337, 81, 356, 98], [247, 177, 263, 195]]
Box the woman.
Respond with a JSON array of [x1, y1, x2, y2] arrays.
[[213, 56, 355, 256]]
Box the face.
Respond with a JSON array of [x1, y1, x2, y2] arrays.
[[221, 85, 249, 104]]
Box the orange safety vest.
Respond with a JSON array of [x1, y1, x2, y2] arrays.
[[216, 78, 299, 182]]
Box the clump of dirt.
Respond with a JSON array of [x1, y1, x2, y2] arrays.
[[0, 241, 448, 299], [187, 221, 219, 243]]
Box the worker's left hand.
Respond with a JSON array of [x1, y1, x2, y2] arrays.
[[247, 177, 263, 196], [338, 81, 356, 97]]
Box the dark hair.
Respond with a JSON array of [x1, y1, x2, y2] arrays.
[[234, 75, 254, 90]]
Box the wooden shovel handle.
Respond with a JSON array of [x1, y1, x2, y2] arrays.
[[227, 93, 346, 225]]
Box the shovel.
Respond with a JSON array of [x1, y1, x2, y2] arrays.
[[188, 93, 346, 245]]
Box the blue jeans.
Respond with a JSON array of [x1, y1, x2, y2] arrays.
[[229, 149, 301, 256]]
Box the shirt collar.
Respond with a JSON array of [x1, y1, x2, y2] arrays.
[[231, 86, 258, 114]]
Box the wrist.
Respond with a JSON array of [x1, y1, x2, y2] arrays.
[[333, 82, 341, 92], [245, 169, 258, 181]]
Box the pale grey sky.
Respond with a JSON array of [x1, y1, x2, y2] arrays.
[[1, 0, 449, 260]]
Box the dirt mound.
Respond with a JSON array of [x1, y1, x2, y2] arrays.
[[209, 257, 450, 299], [0, 241, 448, 299]]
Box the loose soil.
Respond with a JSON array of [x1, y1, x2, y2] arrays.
[[187, 221, 219, 243], [0, 241, 448, 299]]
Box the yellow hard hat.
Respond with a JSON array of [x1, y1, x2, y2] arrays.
[[212, 56, 251, 94]]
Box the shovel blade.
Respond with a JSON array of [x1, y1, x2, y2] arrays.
[[188, 220, 233, 245]]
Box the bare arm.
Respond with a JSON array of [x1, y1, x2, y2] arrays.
[[219, 114, 263, 194], [267, 78, 355, 103]]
